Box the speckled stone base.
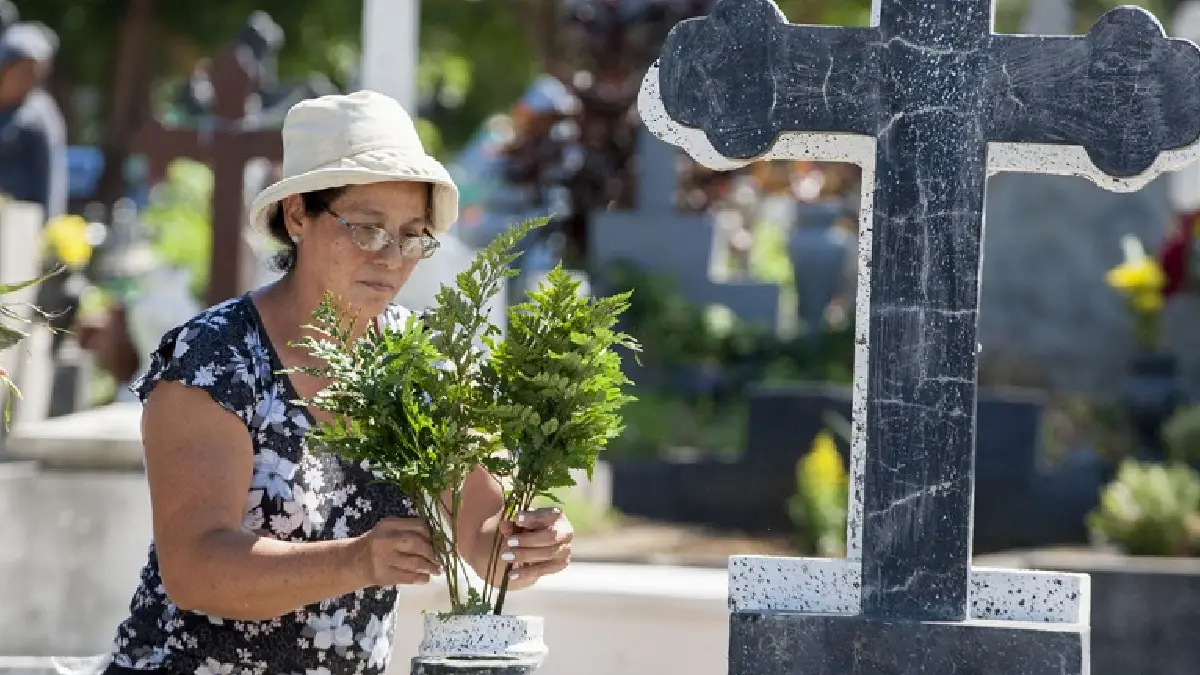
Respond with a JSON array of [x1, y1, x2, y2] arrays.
[[729, 612, 1088, 675], [418, 614, 547, 663], [410, 656, 541, 675]]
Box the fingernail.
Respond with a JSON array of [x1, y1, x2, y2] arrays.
[[509, 571, 520, 580], [507, 538, 519, 548], [502, 552, 515, 562]]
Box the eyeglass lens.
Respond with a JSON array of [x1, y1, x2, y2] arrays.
[[349, 226, 437, 259]]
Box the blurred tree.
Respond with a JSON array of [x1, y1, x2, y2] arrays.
[[19, 0, 362, 204], [16, 0, 1177, 202]]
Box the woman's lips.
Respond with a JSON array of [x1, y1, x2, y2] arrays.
[[360, 281, 396, 294]]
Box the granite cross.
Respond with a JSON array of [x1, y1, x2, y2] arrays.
[[639, 0, 1200, 673]]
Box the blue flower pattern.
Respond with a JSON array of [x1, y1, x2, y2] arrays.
[[108, 295, 416, 675]]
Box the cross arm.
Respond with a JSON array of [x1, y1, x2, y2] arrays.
[[641, 0, 1200, 192], [987, 6, 1200, 179], [654, 0, 879, 161]]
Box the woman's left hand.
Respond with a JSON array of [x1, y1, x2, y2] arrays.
[[496, 507, 573, 589]]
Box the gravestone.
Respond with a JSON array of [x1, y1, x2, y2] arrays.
[[1163, 0, 1200, 393], [640, 0, 1200, 672], [788, 201, 853, 336], [0, 200, 54, 438], [588, 125, 780, 328]]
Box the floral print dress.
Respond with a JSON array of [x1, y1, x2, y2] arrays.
[[108, 295, 416, 675]]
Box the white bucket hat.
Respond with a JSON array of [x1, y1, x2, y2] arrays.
[[248, 90, 459, 238]]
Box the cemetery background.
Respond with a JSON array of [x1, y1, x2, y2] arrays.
[[1, 0, 1200, 674]]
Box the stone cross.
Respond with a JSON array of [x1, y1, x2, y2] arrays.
[[639, 0, 1200, 673], [129, 35, 282, 307]]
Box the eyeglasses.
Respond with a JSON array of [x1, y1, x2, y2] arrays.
[[325, 209, 441, 260]]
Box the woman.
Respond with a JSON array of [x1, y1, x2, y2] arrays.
[[102, 91, 574, 675]]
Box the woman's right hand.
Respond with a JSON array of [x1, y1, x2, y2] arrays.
[[353, 517, 443, 587]]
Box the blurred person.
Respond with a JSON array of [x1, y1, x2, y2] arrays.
[[97, 91, 575, 675], [0, 21, 65, 220]]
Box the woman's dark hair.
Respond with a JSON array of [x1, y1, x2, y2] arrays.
[[266, 187, 346, 272]]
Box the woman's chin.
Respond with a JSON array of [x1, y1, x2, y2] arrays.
[[347, 284, 396, 314]]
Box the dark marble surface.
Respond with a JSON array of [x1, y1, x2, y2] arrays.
[[658, 1, 1200, 176], [655, 0, 1200, 623], [728, 612, 1088, 675]]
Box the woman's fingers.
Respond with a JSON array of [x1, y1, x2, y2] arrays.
[[501, 540, 571, 567], [507, 556, 570, 582], [375, 517, 440, 569]]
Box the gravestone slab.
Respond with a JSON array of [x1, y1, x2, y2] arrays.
[[588, 125, 780, 328], [0, 200, 52, 438], [788, 202, 853, 335], [640, 0, 1200, 673]]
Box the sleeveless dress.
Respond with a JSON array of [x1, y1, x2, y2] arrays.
[[108, 295, 417, 675]]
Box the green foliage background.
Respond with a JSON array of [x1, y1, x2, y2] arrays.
[[21, 0, 1179, 157]]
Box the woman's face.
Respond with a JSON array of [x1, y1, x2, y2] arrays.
[[284, 181, 433, 320]]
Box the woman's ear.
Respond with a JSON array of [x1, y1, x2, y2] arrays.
[[281, 194, 308, 241]]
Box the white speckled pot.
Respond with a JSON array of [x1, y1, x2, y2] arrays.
[[417, 613, 548, 665]]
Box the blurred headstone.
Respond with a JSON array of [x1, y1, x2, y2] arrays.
[[588, 126, 780, 328], [0, 200, 52, 434], [788, 202, 853, 337]]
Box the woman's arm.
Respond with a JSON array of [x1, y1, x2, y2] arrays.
[[144, 381, 438, 620]]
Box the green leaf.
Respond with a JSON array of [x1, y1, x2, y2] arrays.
[[1, 367, 20, 430], [0, 266, 65, 296], [0, 323, 28, 351]]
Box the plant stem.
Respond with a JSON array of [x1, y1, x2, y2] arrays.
[[492, 490, 535, 615], [482, 499, 516, 608]]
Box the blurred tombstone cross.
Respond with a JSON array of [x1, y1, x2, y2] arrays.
[[128, 19, 283, 307]]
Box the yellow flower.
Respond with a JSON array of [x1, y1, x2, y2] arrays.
[[42, 215, 93, 268], [801, 430, 847, 489], [1106, 258, 1166, 294], [1131, 290, 1164, 313]]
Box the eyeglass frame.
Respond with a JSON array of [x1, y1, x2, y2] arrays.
[[323, 208, 441, 260]]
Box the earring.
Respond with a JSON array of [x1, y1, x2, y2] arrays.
[[290, 234, 301, 244]]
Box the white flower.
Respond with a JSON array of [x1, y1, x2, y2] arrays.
[[195, 657, 235, 675], [300, 485, 325, 529], [308, 609, 354, 651], [332, 516, 350, 540], [330, 487, 349, 507], [172, 332, 191, 360], [357, 614, 392, 669], [244, 489, 264, 511], [255, 386, 290, 429], [193, 364, 217, 387], [269, 495, 310, 538], [251, 448, 296, 500]]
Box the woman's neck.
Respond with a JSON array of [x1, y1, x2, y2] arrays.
[[256, 274, 374, 357]]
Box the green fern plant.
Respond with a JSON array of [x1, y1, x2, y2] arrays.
[[292, 216, 639, 615], [480, 265, 640, 613]]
